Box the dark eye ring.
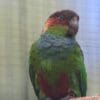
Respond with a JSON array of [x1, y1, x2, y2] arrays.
[[58, 16, 65, 20]]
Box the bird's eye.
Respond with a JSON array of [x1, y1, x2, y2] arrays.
[[58, 16, 64, 20]]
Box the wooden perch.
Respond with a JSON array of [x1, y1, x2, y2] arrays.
[[70, 96, 100, 100]]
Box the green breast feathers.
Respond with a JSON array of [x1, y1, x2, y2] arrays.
[[30, 33, 84, 83]]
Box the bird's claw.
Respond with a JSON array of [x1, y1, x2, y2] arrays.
[[61, 95, 74, 100]]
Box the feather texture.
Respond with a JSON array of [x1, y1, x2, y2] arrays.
[[29, 32, 87, 99]]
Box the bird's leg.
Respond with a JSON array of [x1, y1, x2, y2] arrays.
[[61, 95, 74, 100], [61, 90, 76, 100]]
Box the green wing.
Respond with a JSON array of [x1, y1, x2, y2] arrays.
[[29, 43, 47, 100], [75, 45, 87, 96], [77, 50, 87, 96], [29, 44, 40, 99], [77, 68, 87, 96], [63, 43, 87, 97]]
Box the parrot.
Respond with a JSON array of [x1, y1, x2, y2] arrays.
[[29, 10, 87, 100]]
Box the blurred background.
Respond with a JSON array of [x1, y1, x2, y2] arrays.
[[0, 0, 100, 100]]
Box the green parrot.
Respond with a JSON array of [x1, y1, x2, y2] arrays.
[[29, 10, 87, 100]]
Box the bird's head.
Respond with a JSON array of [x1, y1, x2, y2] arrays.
[[43, 10, 79, 38]]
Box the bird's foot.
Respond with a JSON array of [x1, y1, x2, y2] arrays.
[[61, 95, 74, 100]]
